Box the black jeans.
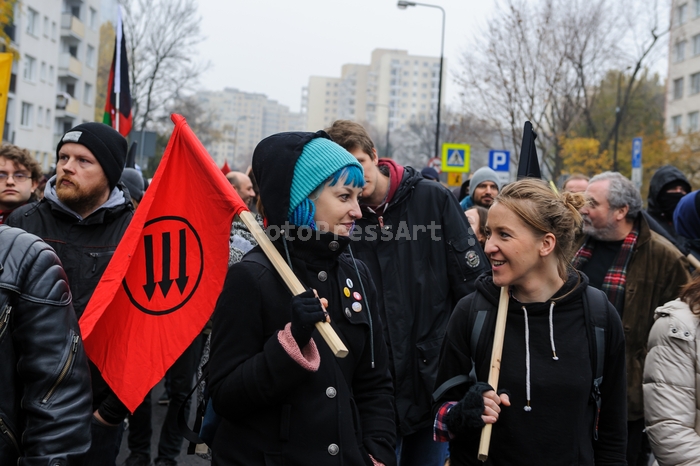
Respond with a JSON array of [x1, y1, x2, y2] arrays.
[[155, 335, 204, 462], [127, 389, 153, 457], [84, 416, 123, 466]]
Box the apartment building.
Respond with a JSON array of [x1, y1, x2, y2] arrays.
[[667, 0, 700, 138], [4, 0, 107, 172], [304, 48, 446, 135], [196, 87, 304, 170]]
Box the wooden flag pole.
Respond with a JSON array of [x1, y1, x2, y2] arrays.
[[478, 285, 509, 462], [237, 210, 349, 358]]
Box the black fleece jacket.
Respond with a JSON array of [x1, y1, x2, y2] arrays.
[[433, 272, 627, 466]]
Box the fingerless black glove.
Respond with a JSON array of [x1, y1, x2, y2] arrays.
[[290, 289, 326, 347], [444, 381, 494, 436]]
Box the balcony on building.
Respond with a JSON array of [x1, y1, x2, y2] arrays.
[[61, 12, 84, 40], [58, 53, 81, 80], [55, 92, 79, 118]]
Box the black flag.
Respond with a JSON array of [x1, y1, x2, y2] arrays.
[[126, 141, 138, 168], [517, 121, 541, 179]]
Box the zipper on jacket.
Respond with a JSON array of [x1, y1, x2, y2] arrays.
[[0, 417, 20, 455], [0, 304, 11, 340], [42, 334, 80, 404], [89, 251, 114, 273]]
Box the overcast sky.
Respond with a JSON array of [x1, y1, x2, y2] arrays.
[[196, 0, 496, 113], [195, 0, 670, 114]]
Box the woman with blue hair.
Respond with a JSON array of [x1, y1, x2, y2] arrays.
[[208, 131, 396, 465]]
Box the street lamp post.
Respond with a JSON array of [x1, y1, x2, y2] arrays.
[[612, 66, 631, 172], [397, 1, 445, 160]]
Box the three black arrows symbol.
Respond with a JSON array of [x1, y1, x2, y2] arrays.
[[143, 229, 190, 300]]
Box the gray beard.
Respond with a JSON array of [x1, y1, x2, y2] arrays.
[[582, 222, 619, 241]]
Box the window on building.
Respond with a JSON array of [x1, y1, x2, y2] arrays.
[[51, 21, 57, 40], [37, 106, 43, 127], [48, 65, 54, 82], [694, 34, 700, 55], [672, 115, 683, 133], [692, 73, 700, 94], [86, 45, 95, 67], [26, 8, 39, 36], [71, 5, 80, 19], [696, 0, 700, 16], [20, 102, 33, 128], [66, 82, 75, 97], [84, 83, 93, 105], [40, 61, 46, 81], [675, 41, 687, 62], [43, 16, 49, 37], [677, 3, 688, 26], [89, 7, 97, 29], [45, 109, 51, 127], [23, 55, 36, 82], [68, 45, 78, 58], [689, 111, 699, 132], [674, 77, 684, 99]]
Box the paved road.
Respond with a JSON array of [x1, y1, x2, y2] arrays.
[[116, 380, 209, 466]]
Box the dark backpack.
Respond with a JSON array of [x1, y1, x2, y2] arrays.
[[432, 286, 609, 440]]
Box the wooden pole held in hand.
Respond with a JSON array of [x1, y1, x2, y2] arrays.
[[237, 211, 349, 358], [477, 286, 509, 462]]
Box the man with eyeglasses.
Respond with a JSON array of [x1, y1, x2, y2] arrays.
[[0, 144, 42, 223]]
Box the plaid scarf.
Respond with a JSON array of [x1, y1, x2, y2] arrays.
[[572, 223, 640, 312]]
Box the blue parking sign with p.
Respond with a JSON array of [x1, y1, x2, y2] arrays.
[[632, 138, 642, 169], [489, 150, 510, 172]]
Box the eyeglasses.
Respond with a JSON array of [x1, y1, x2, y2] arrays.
[[0, 172, 31, 183]]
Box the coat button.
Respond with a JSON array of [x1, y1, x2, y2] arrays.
[[329, 241, 339, 251], [345, 307, 352, 318], [672, 328, 678, 333], [326, 387, 337, 398], [328, 444, 339, 455], [318, 271, 328, 282]]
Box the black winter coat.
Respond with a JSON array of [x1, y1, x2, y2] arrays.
[[0, 225, 92, 465], [433, 273, 627, 465], [209, 233, 396, 466], [6, 187, 134, 424], [351, 166, 489, 435]]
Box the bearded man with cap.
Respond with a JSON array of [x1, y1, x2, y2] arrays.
[[7, 122, 134, 466], [460, 166, 501, 210]]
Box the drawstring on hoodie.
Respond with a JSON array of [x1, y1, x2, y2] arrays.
[[522, 306, 532, 412], [349, 245, 375, 369], [548, 301, 559, 360], [522, 301, 559, 412]]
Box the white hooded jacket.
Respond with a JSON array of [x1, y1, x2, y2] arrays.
[[643, 298, 700, 466]]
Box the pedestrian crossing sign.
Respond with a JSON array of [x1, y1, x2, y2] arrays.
[[441, 143, 470, 173]]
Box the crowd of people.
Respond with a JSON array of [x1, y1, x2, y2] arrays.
[[2, 118, 700, 466]]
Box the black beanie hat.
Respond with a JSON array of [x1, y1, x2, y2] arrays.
[[56, 122, 127, 190]]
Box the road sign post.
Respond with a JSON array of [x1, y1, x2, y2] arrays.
[[441, 143, 471, 173], [631, 137, 642, 191], [489, 150, 511, 186]]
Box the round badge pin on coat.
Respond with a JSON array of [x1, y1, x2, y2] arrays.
[[352, 302, 362, 312], [344, 287, 351, 297], [346, 278, 354, 288], [353, 292, 362, 301]]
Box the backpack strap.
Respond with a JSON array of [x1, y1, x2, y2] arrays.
[[178, 364, 208, 451], [432, 293, 494, 403], [583, 286, 608, 441]]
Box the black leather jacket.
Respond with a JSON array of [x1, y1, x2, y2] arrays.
[[0, 225, 92, 465]]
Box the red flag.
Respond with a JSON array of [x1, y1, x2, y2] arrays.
[[80, 114, 248, 412], [221, 161, 231, 176], [102, 6, 132, 137]]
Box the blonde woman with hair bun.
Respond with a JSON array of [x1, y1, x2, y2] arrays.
[[433, 178, 627, 466]]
